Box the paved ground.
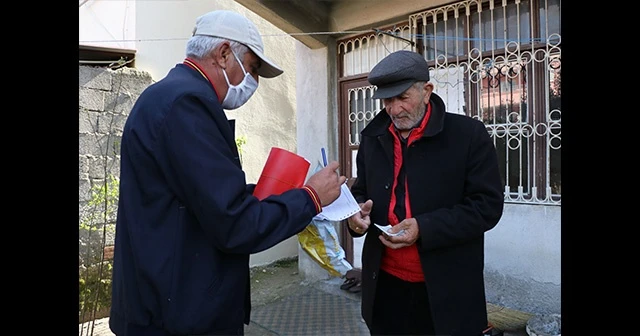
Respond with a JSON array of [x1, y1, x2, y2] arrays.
[[79, 257, 532, 336]]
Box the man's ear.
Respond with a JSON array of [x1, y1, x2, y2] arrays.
[[423, 82, 434, 102], [212, 41, 232, 69], [423, 82, 434, 93]]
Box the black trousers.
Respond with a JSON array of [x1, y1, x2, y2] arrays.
[[368, 270, 491, 336], [368, 270, 435, 336]]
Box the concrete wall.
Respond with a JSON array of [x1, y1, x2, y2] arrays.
[[294, 40, 346, 281], [484, 204, 561, 315], [79, 65, 154, 262], [79, 0, 299, 267]]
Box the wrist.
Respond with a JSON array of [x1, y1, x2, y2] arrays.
[[302, 185, 322, 214]]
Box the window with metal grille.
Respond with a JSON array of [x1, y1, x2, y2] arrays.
[[410, 0, 560, 205], [336, 0, 560, 205]]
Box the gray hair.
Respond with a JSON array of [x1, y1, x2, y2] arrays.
[[412, 81, 427, 90], [186, 35, 249, 60]]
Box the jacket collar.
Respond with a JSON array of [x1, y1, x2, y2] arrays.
[[176, 63, 221, 100], [361, 92, 447, 138]]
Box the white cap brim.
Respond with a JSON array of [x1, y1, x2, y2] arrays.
[[192, 10, 283, 78], [248, 45, 283, 78]]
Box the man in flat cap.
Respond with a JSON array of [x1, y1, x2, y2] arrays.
[[109, 9, 346, 336], [347, 50, 505, 336]]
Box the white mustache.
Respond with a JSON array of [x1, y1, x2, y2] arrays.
[[392, 113, 409, 120]]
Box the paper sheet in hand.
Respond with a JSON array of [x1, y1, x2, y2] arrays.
[[374, 223, 406, 237], [314, 183, 361, 221]]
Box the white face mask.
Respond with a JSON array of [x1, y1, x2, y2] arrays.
[[221, 51, 258, 110]]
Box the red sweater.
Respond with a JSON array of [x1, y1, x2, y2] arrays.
[[380, 102, 431, 283]]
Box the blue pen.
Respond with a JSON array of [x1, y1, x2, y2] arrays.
[[321, 147, 328, 167]]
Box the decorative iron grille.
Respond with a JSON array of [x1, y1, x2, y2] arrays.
[[338, 24, 412, 78], [339, 0, 560, 205]]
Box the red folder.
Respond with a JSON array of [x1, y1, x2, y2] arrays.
[[253, 147, 310, 200]]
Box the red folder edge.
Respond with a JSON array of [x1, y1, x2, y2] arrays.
[[253, 147, 310, 200]]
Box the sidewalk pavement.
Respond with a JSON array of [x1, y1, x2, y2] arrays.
[[79, 259, 532, 336], [245, 276, 531, 336]]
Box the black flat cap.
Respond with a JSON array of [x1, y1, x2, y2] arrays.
[[368, 50, 430, 99]]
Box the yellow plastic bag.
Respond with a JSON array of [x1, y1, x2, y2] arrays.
[[298, 218, 353, 277]]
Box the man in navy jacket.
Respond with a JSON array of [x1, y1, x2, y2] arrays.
[[109, 10, 346, 336]]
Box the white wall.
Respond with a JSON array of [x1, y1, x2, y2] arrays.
[[294, 40, 339, 281], [79, 0, 299, 267], [79, 0, 136, 50], [484, 204, 561, 314]]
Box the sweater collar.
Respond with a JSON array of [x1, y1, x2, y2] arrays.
[[181, 58, 222, 102]]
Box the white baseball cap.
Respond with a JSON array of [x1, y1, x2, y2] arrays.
[[192, 10, 284, 78]]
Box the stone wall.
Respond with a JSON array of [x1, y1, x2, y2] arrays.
[[78, 65, 154, 264]]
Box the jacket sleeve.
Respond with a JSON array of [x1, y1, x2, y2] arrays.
[[155, 94, 318, 254], [415, 120, 504, 250], [349, 137, 369, 205], [347, 138, 369, 238]]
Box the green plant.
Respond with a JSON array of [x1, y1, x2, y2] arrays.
[[236, 135, 247, 164], [79, 260, 113, 322], [79, 174, 119, 232], [79, 174, 119, 323]]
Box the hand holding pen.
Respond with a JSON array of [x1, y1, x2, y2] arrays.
[[305, 147, 346, 206]]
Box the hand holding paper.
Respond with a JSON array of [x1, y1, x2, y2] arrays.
[[314, 183, 361, 221], [378, 218, 420, 250], [374, 223, 406, 237]]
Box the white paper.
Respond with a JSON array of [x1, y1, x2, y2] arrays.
[[314, 183, 361, 221], [374, 223, 405, 237]]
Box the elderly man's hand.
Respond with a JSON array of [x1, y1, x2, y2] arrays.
[[347, 199, 372, 234], [379, 217, 419, 249]]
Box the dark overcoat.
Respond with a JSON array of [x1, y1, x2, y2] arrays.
[[349, 93, 505, 336]]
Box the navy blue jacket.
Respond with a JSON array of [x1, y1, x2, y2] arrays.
[[109, 63, 318, 335]]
